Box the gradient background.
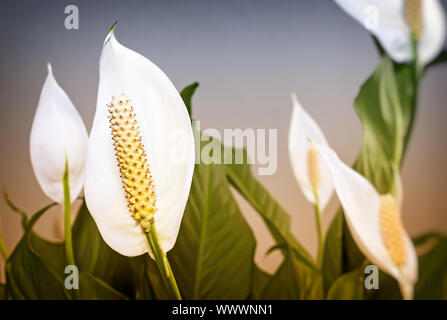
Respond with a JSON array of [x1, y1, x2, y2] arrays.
[[1, 0, 446, 281]]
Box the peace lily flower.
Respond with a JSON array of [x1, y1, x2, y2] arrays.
[[30, 63, 88, 204], [288, 93, 334, 267], [288, 94, 334, 209], [334, 0, 446, 65], [84, 27, 195, 262], [315, 144, 418, 299]]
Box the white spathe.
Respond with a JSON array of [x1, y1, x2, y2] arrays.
[[30, 63, 88, 204], [334, 0, 446, 65], [84, 30, 195, 257], [315, 144, 418, 298], [288, 93, 334, 210]]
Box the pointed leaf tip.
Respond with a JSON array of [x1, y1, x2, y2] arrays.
[[109, 21, 117, 33], [105, 22, 118, 44], [180, 82, 200, 118]]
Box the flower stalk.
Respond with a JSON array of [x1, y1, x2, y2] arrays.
[[288, 94, 334, 269], [402, 34, 421, 161], [145, 222, 182, 300], [312, 187, 324, 269], [308, 146, 325, 268], [63, 156, 79, 299]]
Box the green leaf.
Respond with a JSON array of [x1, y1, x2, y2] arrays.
[[170, 136, 256, 299], [250, 265, 272, 299], [371, 35, 385, 57], [177, 82, 315, 299], [180, 82, 199, 118], [72, 202, 134, 297], [6, 200, 133, 300], [128, 256, 154, 300], [413, 232, 439, 246], [322, 210, 343, 293], [129, 255, 170, 300], [79, 272, 128, 300], [394, 63, 418, 158], [365, 271, 401, 300], [327, 268, 364, 300], [175, 84, 257, 299], [5, 203, 71, 299], [414, 233, 447, 299], [352, 55, 416, 198], [3, 193, 28, 229], [5, 263, 25, 299], [29, 233, 66, 274], [72, 202, 102, 273], [353, 56, 408, 191], [342, 218, 366, 271], [144, 257, 171, 300], [261, 249, 323, 299], [0, 283, 5, 300], [340, 56, 416, 271], [353, 56, 414, 192], [224, 147, 313, 266]]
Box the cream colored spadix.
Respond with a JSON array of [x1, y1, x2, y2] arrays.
[[288, 93, 333, 210], [30, 63, 88, 204], [334, 0, 445, 65], [84, 30, 195, 257], [315, 144, 418, 299]]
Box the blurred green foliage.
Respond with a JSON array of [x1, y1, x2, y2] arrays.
[[1, 71, 446, 299]]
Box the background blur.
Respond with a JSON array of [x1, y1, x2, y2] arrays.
[[1, 0, 446, 280]]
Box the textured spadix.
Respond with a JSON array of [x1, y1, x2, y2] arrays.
[[288, 93, 333, 210], [334, 0, 445, 65], [315, 144, 418, 299], [30, 63, 88, 204], [84, 30, 195, 257]]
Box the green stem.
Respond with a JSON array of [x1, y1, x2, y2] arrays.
[[146, 222, 182, 300], [312, 187, 324, 269], [0, 232, 8, 261], [402, 34, 420, 161], [63, 157, 79, 299]]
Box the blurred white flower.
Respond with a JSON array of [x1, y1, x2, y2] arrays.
[[334, 0, 445, 65], [316, 144, 418, 299], [288, 93, 334, 210], [84, 30, 195, 257], [30, 63, 88, 204]]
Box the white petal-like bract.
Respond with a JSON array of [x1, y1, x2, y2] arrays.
[[334, 0, 445, 65], [84, 30, 195, 257], [30, 63, 88, 204], [315, 144, 418, 294], [288, 94, 333, 210]]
